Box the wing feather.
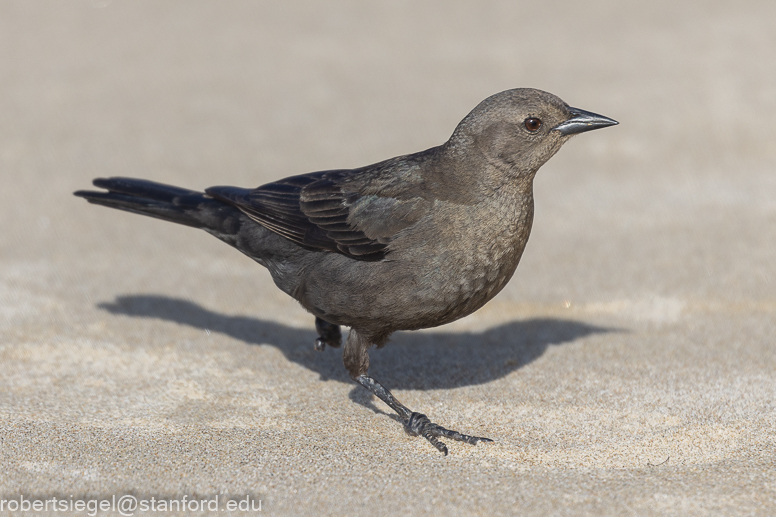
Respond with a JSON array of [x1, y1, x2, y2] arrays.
[[206, 156, 433, 260]]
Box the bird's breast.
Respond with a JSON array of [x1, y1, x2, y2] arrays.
[[395, 191, 534, 327]]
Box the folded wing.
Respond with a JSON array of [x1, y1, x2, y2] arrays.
[[206, 158, 432, 260]]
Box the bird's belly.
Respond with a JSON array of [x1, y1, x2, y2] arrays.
[[400, 244, 522, 329], [294, 238, 526, 342]]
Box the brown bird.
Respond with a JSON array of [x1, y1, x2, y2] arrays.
[[75, 88, 617, 454]]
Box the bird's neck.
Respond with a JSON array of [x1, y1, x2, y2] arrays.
[[438, 138, 539, 202]]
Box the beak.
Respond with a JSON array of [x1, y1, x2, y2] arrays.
[[553, 107, 618, 136]]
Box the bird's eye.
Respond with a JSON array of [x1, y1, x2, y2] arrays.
[[524, 117, 542, 132]]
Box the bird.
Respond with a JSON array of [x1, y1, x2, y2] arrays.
[[74, 88, 617, 455]]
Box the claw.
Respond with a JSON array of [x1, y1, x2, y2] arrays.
[[404, 411, 491, 455], [424, 432, 448, 455]]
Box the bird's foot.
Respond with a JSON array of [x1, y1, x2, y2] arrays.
[[314, 318, 342, 351], [404, 411, 493, 456], [353, 374, 493, 455]]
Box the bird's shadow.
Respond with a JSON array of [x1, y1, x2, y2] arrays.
[[99, 294, 615, 399]]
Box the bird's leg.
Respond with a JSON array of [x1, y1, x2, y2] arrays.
[[314, 317, 342, 351], [344, 329, 493, 455]]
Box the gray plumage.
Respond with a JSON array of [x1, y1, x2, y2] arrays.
[[75, 88, 617, 454]]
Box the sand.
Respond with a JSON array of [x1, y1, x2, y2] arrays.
[[1, 1, 775, 515]]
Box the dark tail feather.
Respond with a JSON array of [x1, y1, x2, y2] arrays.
[[74, 177, 226, 230]]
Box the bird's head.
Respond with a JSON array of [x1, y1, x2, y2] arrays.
[[447, 88, 617, 182]]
